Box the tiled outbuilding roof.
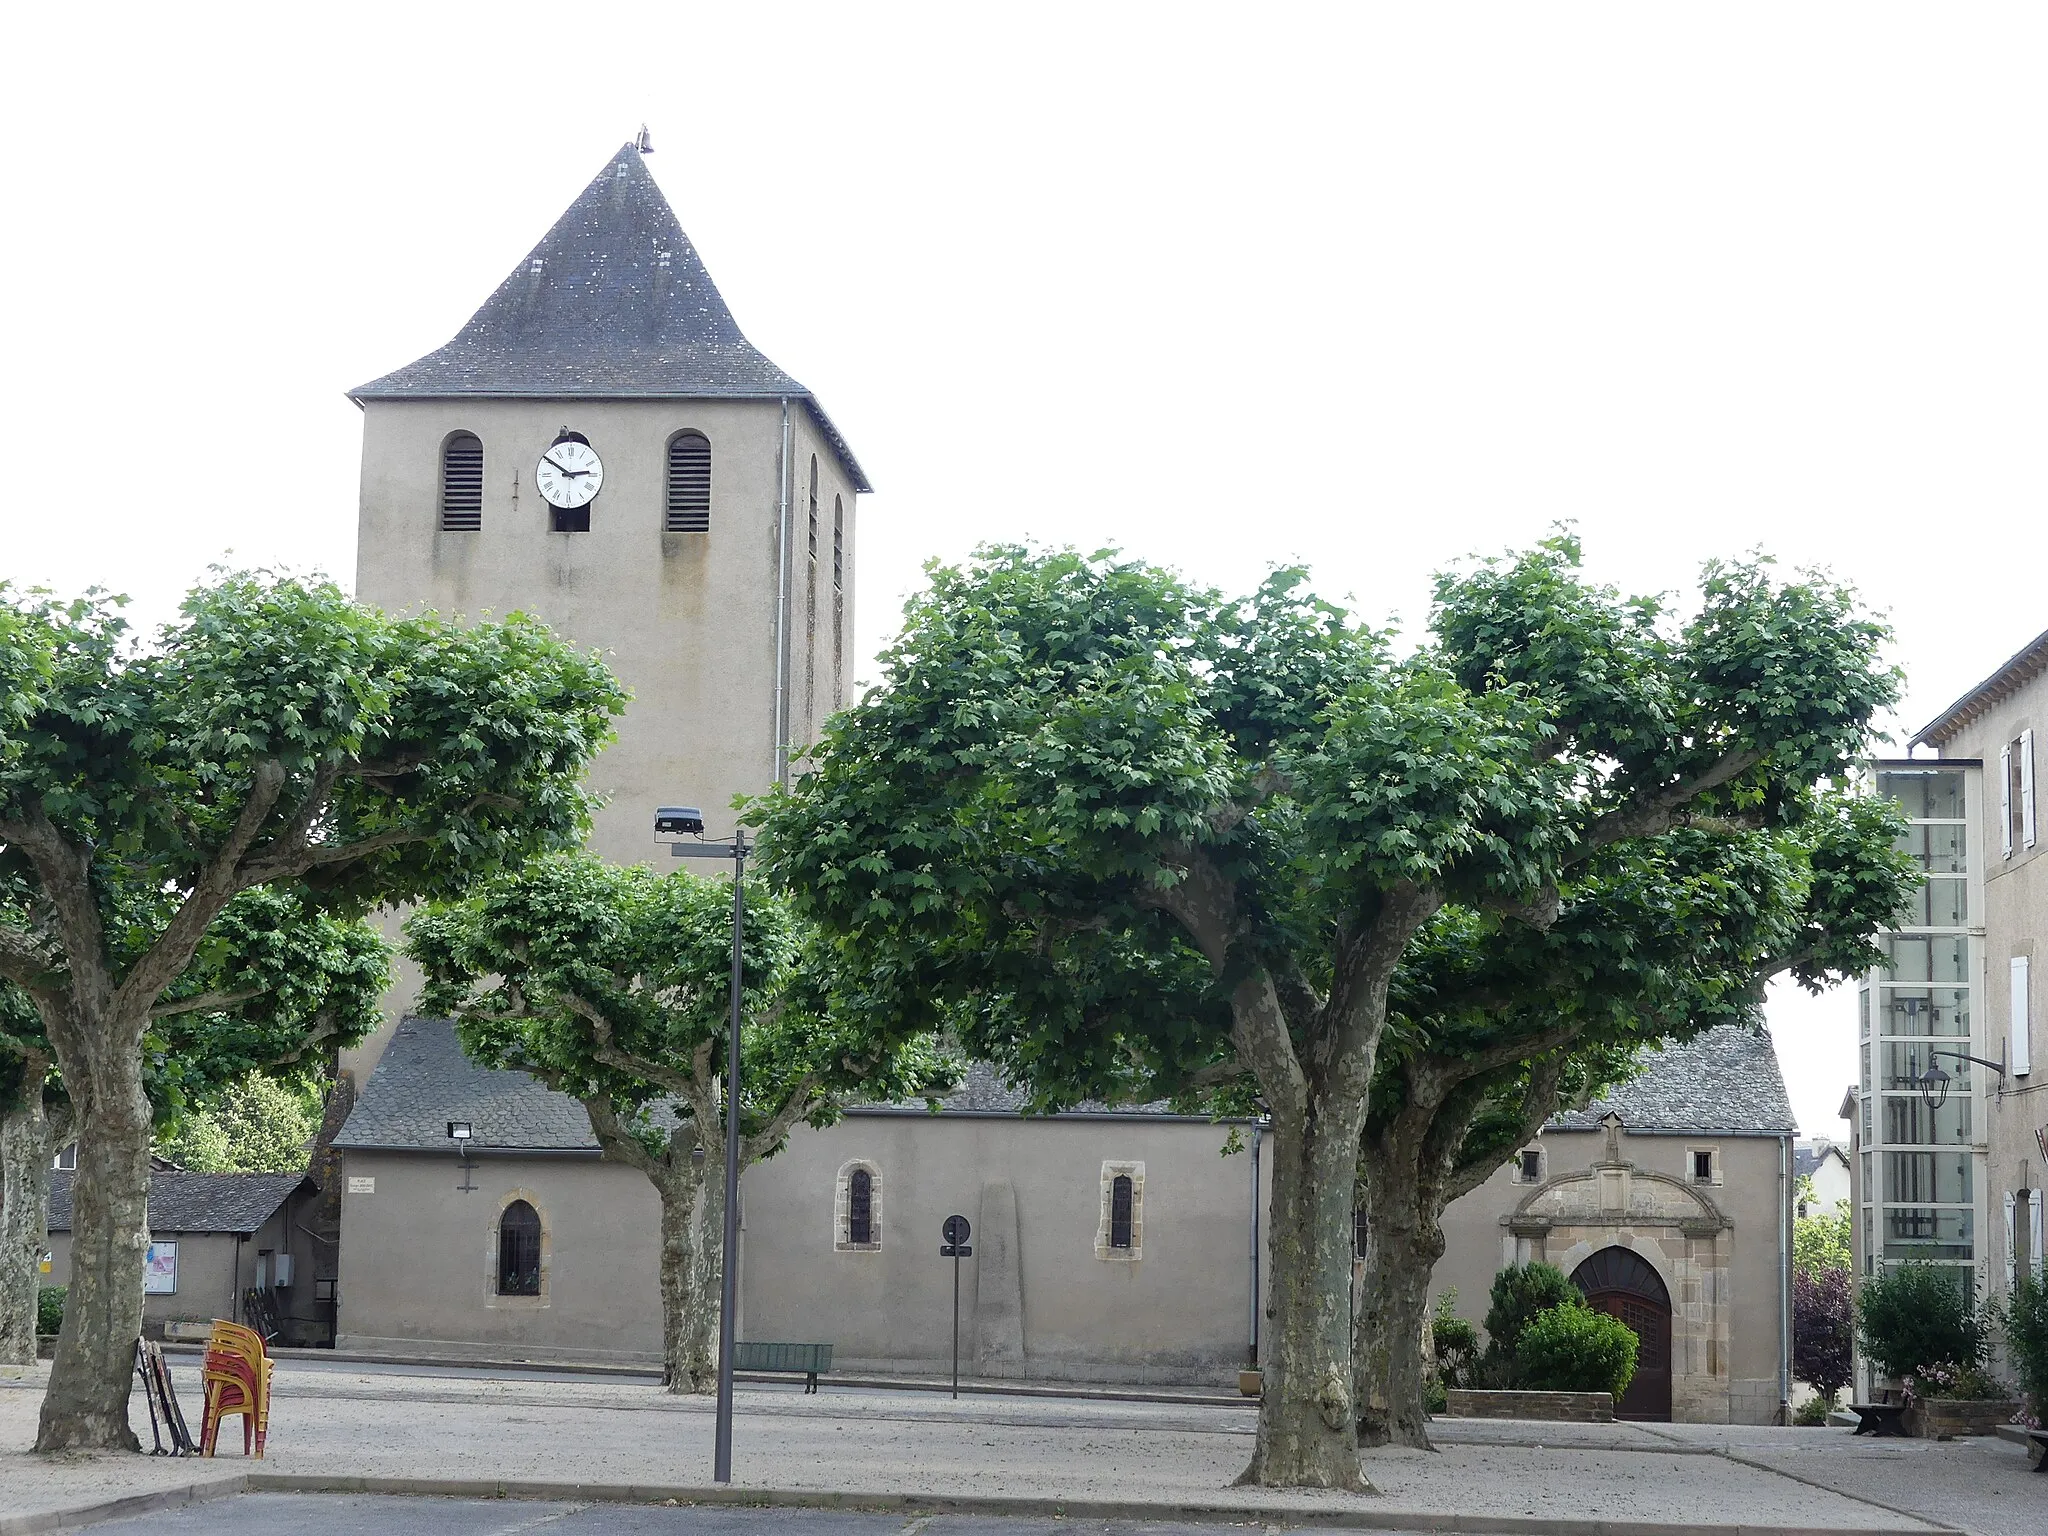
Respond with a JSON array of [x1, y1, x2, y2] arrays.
[[348, 143, 869, 492], [334, 1016, 599, 1152], [46, 1171, 308, 1235], [1548, 1024, 1796, 1136], [1794, 1142, 1849, 1180]]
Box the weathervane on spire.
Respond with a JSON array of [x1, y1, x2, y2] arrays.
[[637, 124, 654, 154]]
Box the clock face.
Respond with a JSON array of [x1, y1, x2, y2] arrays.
[[536, 439, 604, 508]]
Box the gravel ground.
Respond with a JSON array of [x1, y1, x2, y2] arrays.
[[0, 1360, 1984, 1533]]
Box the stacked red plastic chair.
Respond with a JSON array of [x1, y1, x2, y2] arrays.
[[198, 1319, 273, 1457]]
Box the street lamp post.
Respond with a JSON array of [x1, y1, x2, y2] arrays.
[[656, 807, 748, 1484]]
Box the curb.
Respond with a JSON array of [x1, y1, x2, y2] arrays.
[[153, 1345, 1252, 1409], [231, 1473, 1951, 1536], [0, 1472, 246, 1536], [1712, 1450, 1962, 1536]]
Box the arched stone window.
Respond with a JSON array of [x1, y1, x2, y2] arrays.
[[835, 1160, 881, 1251], [1095, 1160, 1144, 1260], [498, 1199, 542, 1295], [440, 432, 483, 531], [665, 431, 711, 532]]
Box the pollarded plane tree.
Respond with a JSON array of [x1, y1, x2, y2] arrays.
[[750, 537, 1895, 1489], [408, 854, 957, 1394], [0, 577, 625, 1451], [1351, 791, 1917, 1449], [0, 882, 389, 1367]]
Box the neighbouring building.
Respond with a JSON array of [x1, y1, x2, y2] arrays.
[[42, 1171, 324, 1344], [1796, 1138, 1852, 1219], [1848, 628, 2048, 1394], [1431, 1024, 1796, 1424]]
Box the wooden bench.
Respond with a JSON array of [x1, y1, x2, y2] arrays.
[[732, 1341, 833, 1393], [2026, 1427, 2048, 1473], [1847, 1401, 1909, 1437]]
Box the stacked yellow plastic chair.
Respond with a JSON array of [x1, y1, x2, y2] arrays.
[[199, 1319, 273, 1457]]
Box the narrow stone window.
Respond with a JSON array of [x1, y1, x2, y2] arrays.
[[498, 1200, 542, 1295], [849, 1168, 873, 1246], [1519, 1148, 1542, 1183], [665, 431, 711, 533], [1689, 1147, 1719, 1185], [1095, 1160, 1144, 1260], [834, 1160, 881, 1252], [440, 432, 483, 531], [807, 454, 819, 561]]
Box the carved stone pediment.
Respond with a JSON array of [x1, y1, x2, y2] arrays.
[[1509, 1165, 1730, 1230]]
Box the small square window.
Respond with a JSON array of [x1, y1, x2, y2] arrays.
[[1519, 1149, 1542, 1183], [1692, 1150, 1715, 1184]]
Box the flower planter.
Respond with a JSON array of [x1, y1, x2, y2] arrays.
[[1904, 1397, 2024, 1438], [1445, 1388, 1612, 1423]]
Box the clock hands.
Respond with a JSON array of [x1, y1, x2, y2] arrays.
[[541, 453, 590, 478]]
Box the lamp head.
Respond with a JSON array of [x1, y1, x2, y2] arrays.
[[447, 1120, 473, 1143], [1915, 1061, 1951, 1111], [654, 806, 705, 841]]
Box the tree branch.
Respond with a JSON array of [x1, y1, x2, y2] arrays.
[[741, 1072, 825, 1163], [148, 987, 269, 1021], [1573, 749, 1765, 861]]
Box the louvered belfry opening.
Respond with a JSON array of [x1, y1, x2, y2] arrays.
[[832, 496, 844, 592], [1109, 1174, 1135, 1249], [498, 1200, 542, 1295], [440, 433, 484, 531], [666, 432, 711, 532]]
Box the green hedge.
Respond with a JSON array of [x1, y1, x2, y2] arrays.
[[36, 1285, 64, 1337], [1515, 1301, 1639, 1400], [1855, 1261, 1987, 1380]]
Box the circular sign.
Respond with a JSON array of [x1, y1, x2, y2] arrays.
[[942, 1214, 971, 1246]]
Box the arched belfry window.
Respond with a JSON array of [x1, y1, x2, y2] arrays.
[[1110, 1176, 1134, 1248], [832, 496, 844, 594], [498, 1200, 541, 1295], [806, 454, 820, 560], [665, 432, 711, 533], [835, 1160, 881, 1251], [440, 433, 483, 531]]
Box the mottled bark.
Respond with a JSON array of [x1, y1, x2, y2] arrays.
[[1354, 1177, 1446, 1450], [654, 1162, 721, 1394], [0, 1077, 57, 1366]]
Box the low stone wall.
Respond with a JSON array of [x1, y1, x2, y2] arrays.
[[1905, 1397, 2024, 1438], [1446, 1388, 1613, 1422]]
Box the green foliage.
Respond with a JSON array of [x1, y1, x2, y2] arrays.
[[36, 1285, 62, 1337], [156, 1073, 320, 1174], [1902, 1360, 2003, 1401], [1483, 1262, 1580, 1363], [1855, 1262, 1990, 1380], [1431, 1291, 1480, 1392], [409, 855, 958, 1167], [1514, 1301, 1639, 1400], [2004, 1272, 2048, 1422], [1793, 1189, 1852, 1279], [1792, 1394, 1833, 1425]]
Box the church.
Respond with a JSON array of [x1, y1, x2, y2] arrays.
[[315, 142, 1799, 1421]]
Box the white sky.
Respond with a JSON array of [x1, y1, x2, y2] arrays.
[[6, 3, 2044, 1137]]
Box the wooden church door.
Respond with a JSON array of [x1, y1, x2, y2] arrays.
[[1571, 1246, 1674, 1421]]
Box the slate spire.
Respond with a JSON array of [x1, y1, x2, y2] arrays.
[[353, 144, 804, 402]]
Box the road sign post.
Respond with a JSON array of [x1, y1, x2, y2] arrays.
[[940, 1214, 972, 1399]]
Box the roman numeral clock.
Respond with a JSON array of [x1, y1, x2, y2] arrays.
[[537, 429, 604, 531]]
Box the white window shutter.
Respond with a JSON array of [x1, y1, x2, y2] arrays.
[[2007, 1191, 2019, 1290], [2033, 1193, 2046, 1272], [2001, 744, 2015, 858], [2015, 955, 2033, 1078], [2023, 728, 2038, 849]]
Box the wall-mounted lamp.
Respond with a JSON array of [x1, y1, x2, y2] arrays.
[[448, 1121, 478, 1193]]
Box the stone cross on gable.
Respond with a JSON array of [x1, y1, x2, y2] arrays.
[[1601, 1111, 1625, 1164]]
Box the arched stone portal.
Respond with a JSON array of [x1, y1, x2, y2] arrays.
[[1572, 1246, 1673, 1421]]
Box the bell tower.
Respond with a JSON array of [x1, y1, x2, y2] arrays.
[[348, 142, 868, 866]]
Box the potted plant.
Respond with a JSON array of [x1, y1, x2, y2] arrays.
[[1856, 1262, 2016, 1436]]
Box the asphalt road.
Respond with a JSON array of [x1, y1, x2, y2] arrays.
[[89, 1496, 1320, 1536]]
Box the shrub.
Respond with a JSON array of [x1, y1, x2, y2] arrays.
[[1482, 1262, 1580, 1369], [2006, 1271, 2048, 1425], [1901, 1361, 2003, 1401], [1515, 1301, 1639, 1400], [1792, 1266, 1853, 1404], [36, 1285, 64, 1337], [1855, 1262, 1988, 1381], [1431, 1290, 1480, 1392], [1792, 1394, 1834, 1426]]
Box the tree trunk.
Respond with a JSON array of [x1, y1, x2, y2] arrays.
[[654, 1163, 722, 1394], [35, 1063, 152, 1452], [0, 1086, 53, 1367], [1353, 1181, 1444, 1450], [1237, 1095, 1372, 1491]]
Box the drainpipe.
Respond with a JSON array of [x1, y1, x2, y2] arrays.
[[772, 399, 793, 784], [1248, 1118, 1263, 1366], [1778, 1133, 1792, 1422], [233, 1232, 245, 1324]]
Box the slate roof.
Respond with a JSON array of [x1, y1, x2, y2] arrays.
[[1911, 623, 2048, 748], [334, 1015, 599, 1151], [1795, 1142, 1849, 1180], [46, 1171, 308, 1235], [1549, 1024, 1796, 1136], [349, 143, 870, 492]]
